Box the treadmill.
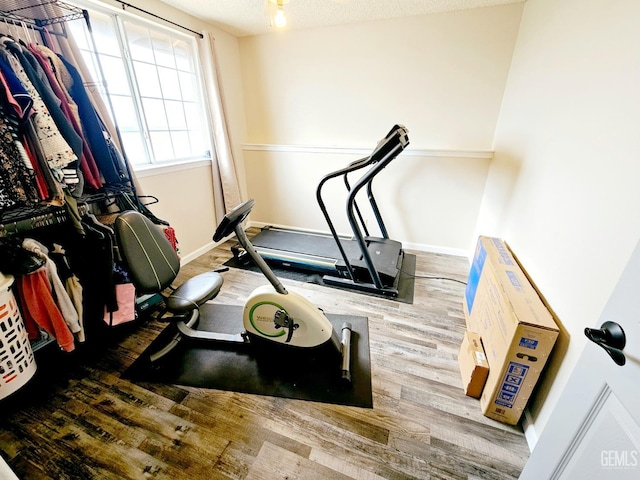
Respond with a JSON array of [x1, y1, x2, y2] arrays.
[[233, 125, 409, 297]]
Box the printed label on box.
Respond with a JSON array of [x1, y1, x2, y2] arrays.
[[519, 338, 539, 349], [494, 362, 529, 409], [491, 238, 515, 266], [465, 241, 487, 313], [504, 373, 523, 386], [506, 270, 523, 291]]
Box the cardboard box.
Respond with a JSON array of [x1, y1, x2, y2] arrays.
[[458, 330, 489, 398], [463, 236, 558, 425]]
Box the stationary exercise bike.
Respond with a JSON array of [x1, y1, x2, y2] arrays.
[[115, 198, 353, 382]]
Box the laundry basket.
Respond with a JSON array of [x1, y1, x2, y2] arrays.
[[0, 273, 37, 400]]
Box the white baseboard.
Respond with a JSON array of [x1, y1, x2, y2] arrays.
[[402, 241, 469, 258], [248, 221, 470, 258], [248, 221, 337, 237], [522, 408, 538, 451], [180, 241, 218, 265]]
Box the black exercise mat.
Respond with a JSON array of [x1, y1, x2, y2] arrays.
[[123, 304, 373, 408], [224, 253, 416, 304]]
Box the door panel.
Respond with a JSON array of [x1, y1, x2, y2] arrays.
[[520, 240, 640, 480]]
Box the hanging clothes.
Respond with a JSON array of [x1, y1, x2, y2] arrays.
[[0, 111, 38, 209], [0, 53, 33, 121], [0, 54, 42, 206], [49, 243, 85, 343], [29, 44, 102, 191], [0, 22, 140, 348], [23, 119, 65, 205], [16, 267, 76, 352], [60, 213, 118, 339], [0, 41, 77, 171], [4, 40, 83, 159], [57, 55, 129, 185], [21, 238, 81, 337]]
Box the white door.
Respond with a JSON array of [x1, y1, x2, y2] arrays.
[[519, 240, 640, 480]]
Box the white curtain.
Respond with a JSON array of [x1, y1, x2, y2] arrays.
[[198, 30, 242, 220]]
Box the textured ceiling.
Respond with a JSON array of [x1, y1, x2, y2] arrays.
[[157, 0, 526, 37]]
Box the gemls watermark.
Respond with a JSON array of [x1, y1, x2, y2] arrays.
[[601, 450, 639, 469]]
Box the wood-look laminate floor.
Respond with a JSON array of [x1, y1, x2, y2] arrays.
[[0, 234, 530, 479]]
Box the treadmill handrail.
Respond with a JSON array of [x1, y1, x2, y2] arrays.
[[316, 124, 409, 286], [345, 140, 406, 288], [344, 167, 387, 239], [347, 124, 409, 239], [316, 157, 369, 281]]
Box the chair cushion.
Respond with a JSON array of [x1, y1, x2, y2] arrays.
[[116, 211, 181, 293], [167, 271, 224, 312]]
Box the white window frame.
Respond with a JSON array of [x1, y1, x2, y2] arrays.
[[66, 0, 213, 173]]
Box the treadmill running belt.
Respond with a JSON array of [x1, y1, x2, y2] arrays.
[[224, 252, 416, 304], [250, 228, 362, 260]]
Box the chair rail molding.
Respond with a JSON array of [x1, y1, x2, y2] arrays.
[[242, 143, 493, 159]]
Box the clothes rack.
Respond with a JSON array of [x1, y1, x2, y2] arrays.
[[0, 185, 134, 229], [0, 1, 142, 354], [0, 0, 139, 201], [0, 1, 85, 27]]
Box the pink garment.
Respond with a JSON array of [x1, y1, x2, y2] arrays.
[[16, 268, 75, 352], [0, 69, 30, 119]]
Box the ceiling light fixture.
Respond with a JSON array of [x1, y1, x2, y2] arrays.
[[269, 0, 289, 28]]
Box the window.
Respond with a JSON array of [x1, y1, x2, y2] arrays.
[[67, 3, 212, 168]]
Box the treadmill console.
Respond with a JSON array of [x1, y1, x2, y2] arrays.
[[369, 124, 409, 164]]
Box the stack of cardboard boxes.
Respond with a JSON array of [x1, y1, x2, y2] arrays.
[[458, 236, 559, 425]]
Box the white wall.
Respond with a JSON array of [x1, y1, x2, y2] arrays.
[[239, 4, 523, 252], [480, 0, 640, 439]]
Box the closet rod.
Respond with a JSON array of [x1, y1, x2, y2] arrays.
[[116, 1, 203, 39], [0, 16, 42, 30], [0, 16, 63, 45], [0, 204, 90, 237]]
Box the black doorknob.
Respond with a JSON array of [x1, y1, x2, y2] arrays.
[[584, 321, 626, 366]]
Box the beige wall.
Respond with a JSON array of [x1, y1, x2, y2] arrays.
[[136, 164, 214, 256], [89, 2, 523, 255], [239, 4, 523, 252], [480, 0, 640, 440], [243, 148, 492, 253]]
